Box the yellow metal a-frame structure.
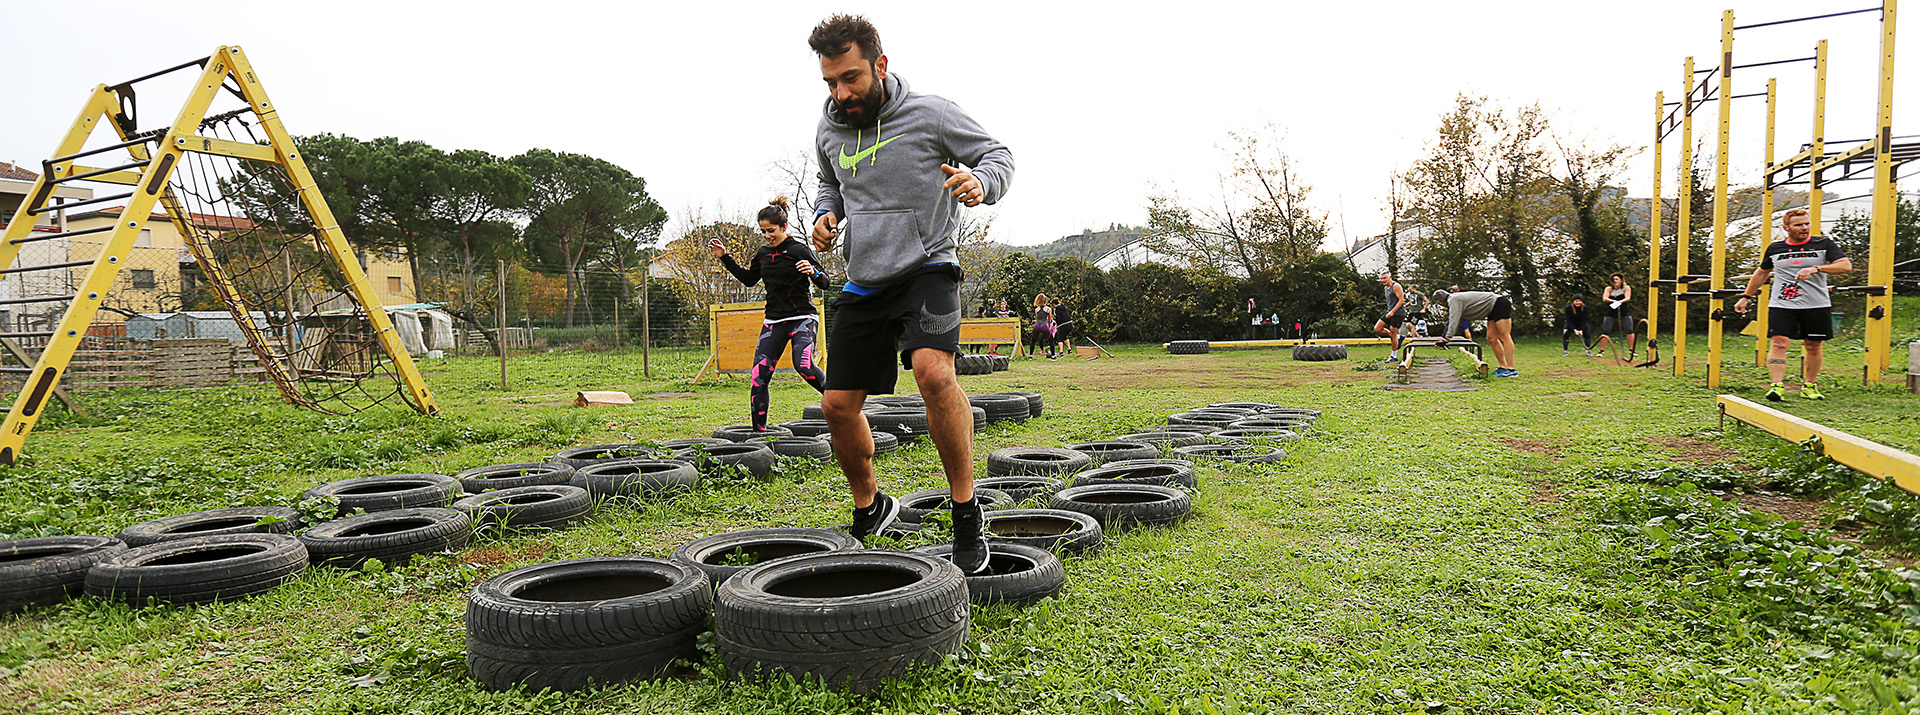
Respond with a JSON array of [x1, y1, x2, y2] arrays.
[[0, 46, 438, 465]]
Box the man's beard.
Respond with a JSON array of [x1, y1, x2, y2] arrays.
[[838, 77, 886, 129]]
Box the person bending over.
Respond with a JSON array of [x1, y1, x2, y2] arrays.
[[1373, 272, 1407, 362], [1436, 289, 1518, 377], [1734, 208, 1851, 402], [712, 196, 830, 430], [1562, 295, 1591, 357], [807, 14, 1014, 573]]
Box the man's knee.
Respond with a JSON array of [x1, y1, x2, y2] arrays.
[[909, 349, 958, 389], [1771, 336, 1792, 351], [821, 391, 866, 422], [1804, 340, 1824, 355]]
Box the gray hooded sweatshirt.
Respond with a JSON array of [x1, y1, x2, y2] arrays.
[[815, 72, 1014, 288]]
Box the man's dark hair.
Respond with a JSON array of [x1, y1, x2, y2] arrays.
[[809, 14, 883, 61]]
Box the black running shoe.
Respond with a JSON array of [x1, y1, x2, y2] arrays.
[[949, 497, 991, 574], [849, 492, 900, 539]]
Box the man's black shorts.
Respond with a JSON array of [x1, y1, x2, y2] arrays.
[[1380, 311, 1405, 328], [1488, 296, 1513, 321], [1768, 306, 1833, 341], [824, 264, 964, 395]]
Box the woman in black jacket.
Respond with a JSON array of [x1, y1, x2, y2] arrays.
[[710, 197, 831, 430]]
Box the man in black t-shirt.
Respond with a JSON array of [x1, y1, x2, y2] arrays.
[[1734, 208, 1852, 402]]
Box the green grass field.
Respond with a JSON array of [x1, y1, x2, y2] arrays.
[[2, 323, 1919, 714]]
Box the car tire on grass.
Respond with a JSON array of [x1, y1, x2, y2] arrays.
[[301, 474, 461, 517], [745, 434, 835, 460], [454, 462, 577, 494], [982, 508, 1104, 556], [115, 507, 302, 547], [915, 542, 1065, 606], [1, 536, 127, 613], [1173, 443, 1288, 464], [1168, 340, 1210, 355], [466, 557, 712, 691], [572, 460, 700, 499], [1048, 483, 1192, 533], [712, 425, 793, 442], [453, 485, 593, 531], [896, 487, 1014, 524], [85, 533, 308, 605], [670, 528, 862, 586], [973, 476, 1067, 503], [715, 550, 968, 694], [673, 443, 777, 482], [550, 445, 658, 470], [299, 508, 472, 567], [986, 447, 1092, 478], [1065, 441, 1158, 467], [1071, 462, 1198, 490]]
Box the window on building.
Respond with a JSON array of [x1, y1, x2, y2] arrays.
[[129, 269, 155, 289], [387, 276, 403, 294], [134, 229, 152, 248]]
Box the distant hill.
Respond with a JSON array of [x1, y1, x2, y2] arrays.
[[1010, 224, 1144, 262]]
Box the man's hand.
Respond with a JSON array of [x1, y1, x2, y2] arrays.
[[812, 212, 839, 252], [1795, 266, 1819, 282], [796, 260, 816, 276], [941, 164, 984, 207], [1734, 296, 1751, 313], [707, 238, 726, 258]]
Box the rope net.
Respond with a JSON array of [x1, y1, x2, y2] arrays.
[[154, 104, 422, 415]]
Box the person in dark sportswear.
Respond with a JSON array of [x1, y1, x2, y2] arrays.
[[711, 197, 830, 430], [1734, 208, 1852, 401], [1435, 289, 1518, 376], [1029, 294, 1057, 359], [1561, 295, 1591, 357], [1372, 273, 1407, 361], [1593, 272, 1634, 359], [807, 15, 1013, 573]]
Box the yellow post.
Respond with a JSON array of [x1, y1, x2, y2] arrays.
[[1648, 91, 1665, 356], [1810, 41, 1828, 237], [1707, 11, 1735, 389], [1758, 78, 1777, 368], [1863, 0, 1899, 381], [1674, 56, 1696, 377]]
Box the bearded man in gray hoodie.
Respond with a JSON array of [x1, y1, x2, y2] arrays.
[[807, 14, 1014, 574]]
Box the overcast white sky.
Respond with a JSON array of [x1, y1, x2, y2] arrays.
[[1, 0, 1908, 249]]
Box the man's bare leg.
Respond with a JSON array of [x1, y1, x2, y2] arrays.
[[821, 388, 876, 507], [1803, 340, 1824, 383], [910, 348, 974, 501], [1768, 336, 1791, 384]]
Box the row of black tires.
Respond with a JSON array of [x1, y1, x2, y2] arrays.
[[1166, 340, 1350, 362]]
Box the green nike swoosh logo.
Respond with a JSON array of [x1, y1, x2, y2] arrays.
[[838, 135, 903, 170]]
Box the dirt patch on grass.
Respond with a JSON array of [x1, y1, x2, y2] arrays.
[[460, 542, 552, 570], [1730, 492, 1825, 524], [1657, 436, 1745, 467], [1531, 482, 1564, 504], [1502, 438, 1564, 459]]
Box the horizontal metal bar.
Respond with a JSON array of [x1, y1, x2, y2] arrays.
[[0, 332, 58, 339], [112, 56, 210, 89], [25, 191, 133, 216], [0, 367, 35, 374], [1734, 7, 1881, 31], [0, 260, 93, 276], [9, 225, 113, 245], [0, 296, 72, 307], [1730, 91, 1769, 100], [46, 137, 152, 166], [1732, 56, 1817, 70], [53, 159, 149, 184]]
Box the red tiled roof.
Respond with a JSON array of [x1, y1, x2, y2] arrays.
[[0, 162, 39, 181], [78, 205, 257, 231]]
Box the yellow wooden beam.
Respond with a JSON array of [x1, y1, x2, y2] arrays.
[[172, 133, 278, 162], [1718, 395, 1920, 495]]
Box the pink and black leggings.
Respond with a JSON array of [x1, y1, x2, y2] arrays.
[[750, 317, 826, 428]]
